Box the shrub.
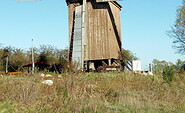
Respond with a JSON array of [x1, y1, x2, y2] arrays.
[[162, 66, 175, 83]]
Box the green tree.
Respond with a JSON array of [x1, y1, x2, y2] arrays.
[[118, 48, 138, 71], [37, 45, 60, 66], [0, 48, 5, 71], [8, 48, 28, 72], [175, 59, 185, 70], [0, 46, 28, 72], [162, 66, 175, 83], [121, 48, 138, 61], [37, 45, 67, 73], [152, 59, 170, 74], [0, 47, 12, 72]]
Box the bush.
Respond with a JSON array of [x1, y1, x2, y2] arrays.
[[162, 66, 175, 83]]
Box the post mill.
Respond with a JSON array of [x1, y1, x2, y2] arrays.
[[17, 0, 130, 71], [66, 0, 125, 71]]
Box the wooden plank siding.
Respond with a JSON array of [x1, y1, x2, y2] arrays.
[[67, 0, 122, 61]]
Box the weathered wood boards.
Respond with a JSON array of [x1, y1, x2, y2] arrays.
[[67, 0, 122, 68], [86, 1, 122, 61]]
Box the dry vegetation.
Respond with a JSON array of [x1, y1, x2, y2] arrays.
[[0, 72, 185, 113]]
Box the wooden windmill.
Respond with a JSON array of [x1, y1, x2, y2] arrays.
[[18, 0, 126, 71], [66, 0, 123, 71]]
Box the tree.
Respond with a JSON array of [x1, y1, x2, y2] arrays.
[[0, 46, 28, 72], [0, 48, 5, 71], [37, 45, 68, 73], [117, 48, 138, 71], [8, 48, 28, 72], [0, 45, 68, 73], [121, 48, 138, 61], [175, 59, 185, 70], [0, 47, 12, 73], [152, 59, 169, 74], [152, 59, 185, 74], [168, 1, 185, 54]]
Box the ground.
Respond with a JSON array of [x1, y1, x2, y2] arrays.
[[0, 72, 185, 113]]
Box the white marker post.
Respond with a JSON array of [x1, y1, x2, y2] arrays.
[[5, 56, 8, 74]]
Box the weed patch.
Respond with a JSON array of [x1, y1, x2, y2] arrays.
[[0, 72, 184, 112]]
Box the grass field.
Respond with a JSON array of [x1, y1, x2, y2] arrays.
[[0, 72, 185, 113]]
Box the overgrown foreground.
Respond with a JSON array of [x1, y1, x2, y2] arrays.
[[0, 72, 185, 113]]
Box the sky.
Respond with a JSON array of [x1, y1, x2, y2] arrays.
[[0, 0, 183, 70]]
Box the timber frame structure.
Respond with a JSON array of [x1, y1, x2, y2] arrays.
[[66, 0, 124, 71]]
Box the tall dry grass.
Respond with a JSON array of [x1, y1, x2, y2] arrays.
[[0, 72, 185, 113]]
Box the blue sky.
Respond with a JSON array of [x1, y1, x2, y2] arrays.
[[0, 0, 183, 70]]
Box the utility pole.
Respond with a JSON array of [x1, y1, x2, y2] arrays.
[[32, 39, 35, 74]]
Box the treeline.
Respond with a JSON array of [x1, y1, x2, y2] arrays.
[[0, 46, 139, 73], [0, 44, 184, 74], [152, 59, 185, 74], [0, 45, 68, 74]]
